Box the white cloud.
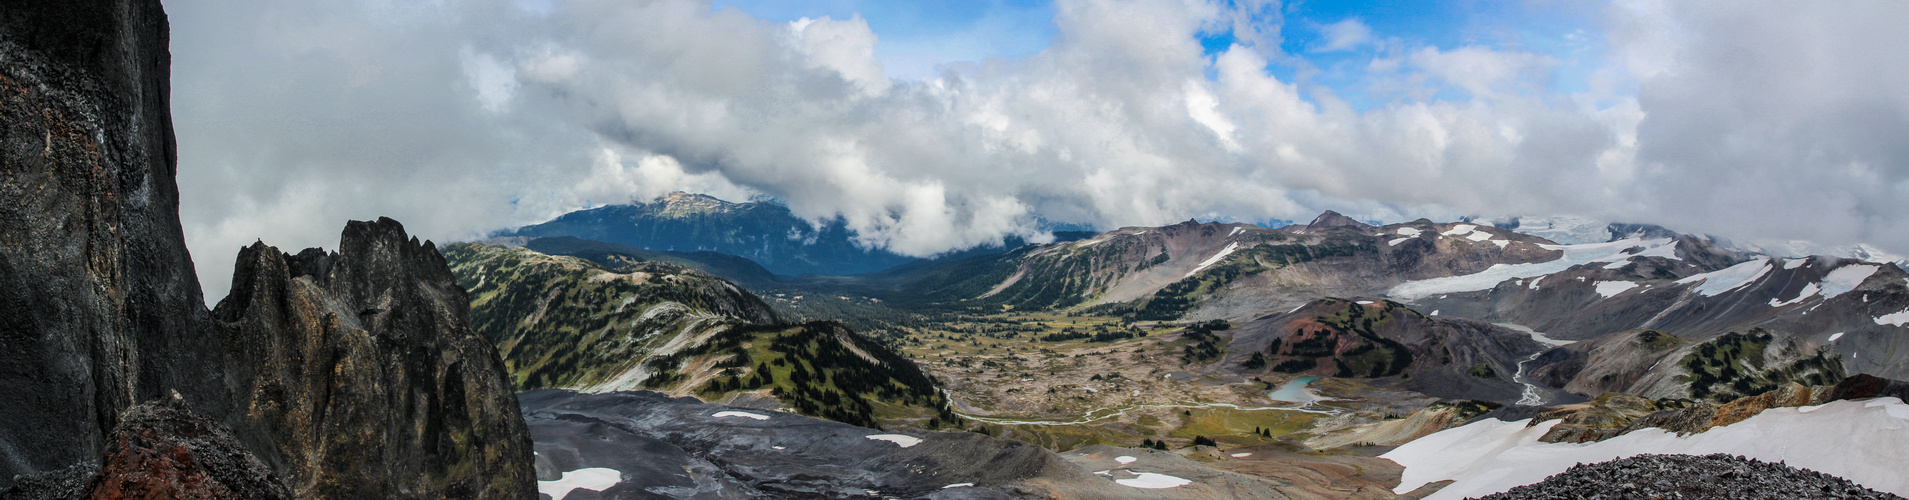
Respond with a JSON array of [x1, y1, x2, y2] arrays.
[[1315, 18, 1371, 52], [169, 0, 1909, 302]]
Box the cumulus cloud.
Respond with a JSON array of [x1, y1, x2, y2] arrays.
[[169, 0, 1909, 302], [1315, 18, 1372, 52]]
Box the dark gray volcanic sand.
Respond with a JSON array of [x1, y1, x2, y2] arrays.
[[1475, 453, 1902, 500]]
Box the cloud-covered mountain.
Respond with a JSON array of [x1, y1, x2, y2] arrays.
[[171, 0, 1909, 304]]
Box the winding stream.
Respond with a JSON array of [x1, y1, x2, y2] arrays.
[[1495, 322, 1575, 406]]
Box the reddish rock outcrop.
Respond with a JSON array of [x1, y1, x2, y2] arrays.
[[84, 397, 289, 500]]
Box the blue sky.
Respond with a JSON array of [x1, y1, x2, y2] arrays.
[[715, 0, 1605, 110], [712, 0, 1059, 81]]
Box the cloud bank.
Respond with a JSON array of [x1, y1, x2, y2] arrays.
[[170, 0, 1909, 300]]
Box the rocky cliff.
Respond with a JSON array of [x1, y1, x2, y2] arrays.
[[0, 0, 247, 485], [212, 219, 535, 498], [0, 2, 533, 497]]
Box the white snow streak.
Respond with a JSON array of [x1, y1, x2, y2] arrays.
[[1184, 242, 1240, 278], [1674, 257, 1772, 296], [1876, 309, 1909, 327], [1397, 227, 1423, 237], [712, 411, 770, 420], [1770, 283, 1821, 307]]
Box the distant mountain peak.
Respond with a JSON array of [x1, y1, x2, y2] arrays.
[[1305, 210, 1372, 232], [654, 191, 742, 216]]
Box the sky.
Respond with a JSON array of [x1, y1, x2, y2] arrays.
[[168, 0, 1909, 301]]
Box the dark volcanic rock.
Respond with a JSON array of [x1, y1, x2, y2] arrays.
[[520, 390, 1170, 499], [3, 1, 536, 498], [1830, 373, 1909, 403], [211, 218, 536, 498], [1475, 453, 1902, 500], [0, 0, 252, 486], [83, 396, 290, 500]]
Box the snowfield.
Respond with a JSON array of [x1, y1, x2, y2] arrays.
[[539, 467, 622, 500], [1388, 238, 1678, 301], [1675, 257, 1771, 296], [1383, 398, 1909, 499], [1876, 309, 1909, 327], [865, 434, 922, 447], [1116, 472, 1193, 489], [1819, 264, 1880, 300], [1593, 281, 1638, 298]]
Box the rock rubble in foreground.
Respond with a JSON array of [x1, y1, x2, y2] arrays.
[[1475, 453, 1902, 500]]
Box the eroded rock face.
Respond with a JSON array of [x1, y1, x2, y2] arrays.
[[0, 2, 535, 497], [0, 0, 250, 485], [212, 218, 535, 498]]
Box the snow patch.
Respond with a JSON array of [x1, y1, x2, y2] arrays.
[[1231, 453, 1252, 458], [1876, 309, 1909, 327], [1442, 224, 1477, 237], [1527, 276, 1544, 290], [1356, 300, 1375, 305], [1819, 264, 1880, 300], [1430, 310, 1439, 316], [539, 468, 622, 500], [1466, 231, 1493, 242], [1116, 472, 1193, 489], [866, 434, 921, 447], [1675, 257, 1772, 296], [1492, 240, 1509, 248], [1389, 238, 1677, 300], [1594, 281, 1639, 298], [712, 411, 770, 420], [1784, 258, 1808, 269], [1397, 227, 1423, 237], [1386, 399, 1909, 499], [1388, 237, 1413, 247], [1770, 283, 1820, 307], [1115, 456, 1137, 464], [1228, 226, 1244, 237], [943, 483, 974, 489], [1184, 242, 1240, 278], [1829, 332, 1845, 342]]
